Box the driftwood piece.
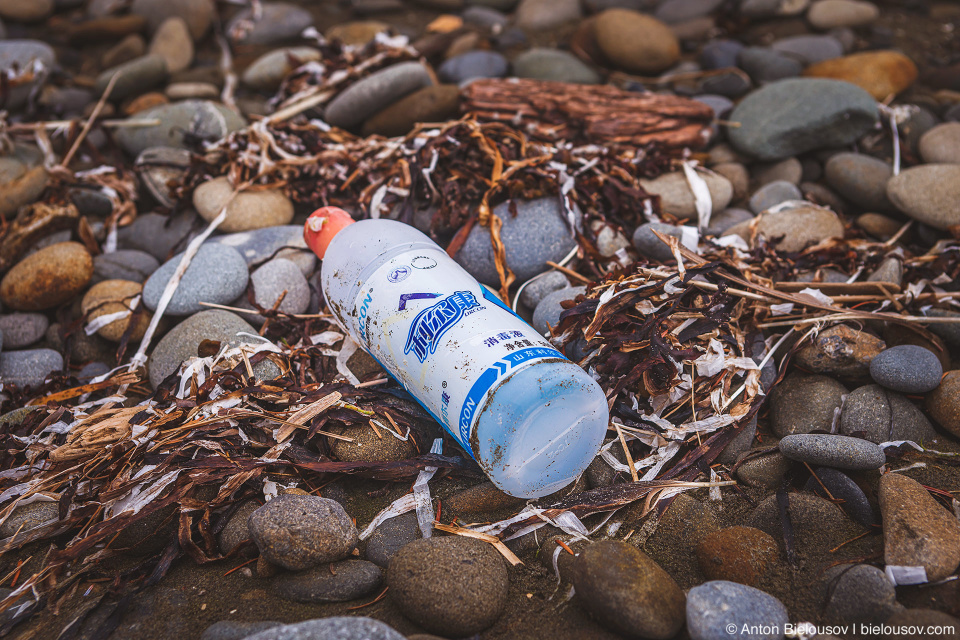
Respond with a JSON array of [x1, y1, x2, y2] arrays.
[[460, 78, 713, 149]]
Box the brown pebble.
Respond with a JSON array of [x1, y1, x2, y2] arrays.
[[0, 242, 93, 311], [926, 370, 960, 438], [695, 526, 780, 587]]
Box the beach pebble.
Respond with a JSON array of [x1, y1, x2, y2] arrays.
[[0, 313, 47, 349], [532, 286, 585, 334], [512, 48, 600, 84], [803, 50, 917, 100], [388, 536, 508, 637], [632, 222, 685, 263], [115, 100, 246, 157], [794, 323, 885, 377], [325, 21, 389, 46], [705, 208, 754, 237], [226, 2, 313, 45], [700, 39, 743, 69], [445, 481, 526, 514], [753, 157, 803, 186], [81, 279, 150, 342], [737, 47, 803, 84], [925, 370, 960, 438], [273, 560, 382, 603], [207, 226, 316, 277], [869, 344, 942, 394], [0, 501, 58, 537], [455, 197, 579, 286], [325, 62, 432, 130], [807, 0, 879, 29], [823, 152, 893, 212], [248, 495, 358, 571], [147, 309, 257, 387], [193, 178, 294, 233], [918, 122, 960, 164], [573, 541, 686, 640], [769, 372, 848, 436], [148, 17, 193, 74], [593, 9, 680, 74], [361, 84, 459, 137], [143, 243, 249, 316], [241, 47, 321, 91], [0, 242, 93, 311], [640, 170, 733, 220], [728, 78, 878, 160], [723, 204, 844, 252], [519, 271, 569, 310], [778, 433, 886, 470], [879, 473, 960, 582], [735, 450, 790, 488], [818, 564, 900, 625], [886, 164, 960, 230], [438, 50, 508, 83], [748, 180, 802, 213], [0, 41, 56, 110], [95, 54, 168, 100], [840, 384, 937, 444], [92, 250, 161, 286], [131, 0, 213, 39], [770, 34, 844, 64], [804, 467, 877, 527], [242, 618, 405, 640], [117, 211, 197, 261], [695, 526, 779, 587], [515, 0, 581, 31], [686, 581, 788, 640], [365, 512, 420, 568], [217, 500, 261, 555], [0, 348, 63, 387]]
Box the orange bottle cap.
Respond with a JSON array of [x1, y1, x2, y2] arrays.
[[304, 206, 355, 259]]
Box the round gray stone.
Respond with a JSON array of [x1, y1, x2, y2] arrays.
[[824, 152, 893, 212], [115, 101, 246, 157], [769, 372, 848, 437], [728, 78, 879, 160], [117, 211, 198, 261], [778, 433, 886, 470], [700, 39, 743, 69], [240, 258, 310, 323], [705, 208, 754, 237], [886, 164, 960, 230], [819, 564, 900, 625], [241, 47, 321, 91], [923, 308, 960, 349], [869, 344, 943, 394], [365, 511, 421, 568], [92, 250, 161, 285], [686, 581, 788, 640], [454, 197, 579, 286], [245, 618, 405, 640], [143, 243, 249, 316], [840, 384, 937, 444], [0, 348, 62, 387], [519, 270, 569, 310], [272, 559, 382, 603], [226, 3, 314, 46], [0, 312, 48, 349], [325, 62, 431, 130], [248, 495, 358, 571], [532, 286, 585, 334], [208, 226, 316, 276], [512, 48, 600, 84], [438, 50, 508, 84], [147, 309, 257, 387], [748, 180, 802, 214]]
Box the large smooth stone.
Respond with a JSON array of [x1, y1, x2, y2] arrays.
[[142, 243, 249, 316], [593, 9, 680, 74], [192, 177, 294, 233], [325, 62, 432, 130], [886, 164, 960, 230], [727, 78, 878, 160], [115, 100, 246, 157], [148, 309, 255, 387], [803, 50, 918, 99]]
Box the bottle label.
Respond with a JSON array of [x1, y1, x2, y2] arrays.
[[347, 246, 564, 456]]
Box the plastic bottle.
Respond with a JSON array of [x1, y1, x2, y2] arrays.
[[304, 207, 608, 498]]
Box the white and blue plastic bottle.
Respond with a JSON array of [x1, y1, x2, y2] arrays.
[[304, 207, 608, 498]]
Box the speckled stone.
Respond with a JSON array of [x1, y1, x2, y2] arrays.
[[686, 581, 788, 640], [818, 564, 900, 625], [200, 621, 283, 640], [794, 324, 885, 377], [116, 210, 198, 261], [779, 433, 885, 470], [0, 242, 93, 311], [532, 286, 585, 334], [769, 372, 848, 437], [869, 344, 943, 394], [0, 312, 48, 349], [824, 152, 893, 212], [365, 512, 420, 568], [142, 244, 249, 316], [695, 526, 779, 587], [207, 226, 316, 277], [92, 250, 161, 285], [0, 501, 59, 537], [840, 384, 937, 444], [519, 271, 570, 310], [272, 560, 382, 603], [234, 258, 310, 325], [243, 618, 405, 640], [248, 495, 358, 571], [217, 500, 262, 556], [0, 349, 63, 387], [925, 370, 960, 438]]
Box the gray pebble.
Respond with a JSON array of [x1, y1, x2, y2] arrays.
[[735, 449, 790, 489], [117, 210, 198, 261], [273, 560, 382, 603], [455, 197, 578, 286], [0, 313, 48, 349], [841, 382, 938, 444], [201, 622, 283, 640], [705, 208, 753, 237], [804, 468, 877, 527], [632, 221, 685, 262], [869, 344, 943, 394], [700, 39, 744, 69], [769, 372, 848, 437], [770, 34, 844, 64], [532, 286, 585, 334], [143, 244, 249, 316], [95, 54, 167, 100], [0, 41, 56, 110], [779, 433, 885, 470], [748, 180, 802, 213], [218, 500, 262, 556], [439, 50, 508, 84], [325, 62, 431, 130], [922, 308, 960, 349], [519, 271, 570, 310], [737, 46, 803, 84], [752, 157, 803, 186], [92, 250, 160, 284], [824, 152, 893, 212], [0, 349, 63, 387], [686, 580, 788, 640], [365, 511, 421, 568], [237, 258, 310, 325], [819, 564, 901, 625], [248, 495, 358, 571], [512, 48, 599, 84], [78, 362, 110, 381], [116, 101, 246, 157], [245, 618, 404, 640], [207, 226, 316, 277]]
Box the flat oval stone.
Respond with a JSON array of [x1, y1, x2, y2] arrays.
[[437, 50, 508, 84], [640, 170, 733, 219], [0, 312, 48, 349], [869, 344, 943, 394], [803, 50, 917, 100], [748, 180, 802, 213], [686, 581, 788, 640], [807, 0, 879, 29], [272, 559, 382, 603], [325, 62, 432, 130], [728, 78, 878, 160], [241, 618, 404, 640], [0, 242, 93, 311], [116, 210, 198, 261], [512, 48, 600, 84], [115, 100, 246, 157], [919, 122, 960, 164], [592, 8, 680, 74], [142, 243, 249, 316], [95, 54, 168, 100], [886, 164, 960, 230], [723, 204, 844, 252], [193, 177, 294, 233], [365, 512, 420, 568], [241, 47, 321, 91], [779, 433, 885, 470], [0, 348, 62, 387], [532, 286, 585, 334]]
